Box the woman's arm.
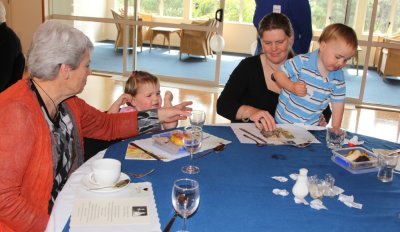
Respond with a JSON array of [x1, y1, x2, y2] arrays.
[[217, 60, 252, 121], [0, 105, 49, 231]]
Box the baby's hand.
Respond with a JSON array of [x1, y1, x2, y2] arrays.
[[116, 93, 133, 106], [108, 93, 133, 113], [293, 81, 307, 97]]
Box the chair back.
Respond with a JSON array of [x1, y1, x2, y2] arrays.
[[138, 12, 153, 41], [111, 9, 122, 31], [110, 9, 134, 49]]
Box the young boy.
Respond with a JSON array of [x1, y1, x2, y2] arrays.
[[273, 23, 358, 129]]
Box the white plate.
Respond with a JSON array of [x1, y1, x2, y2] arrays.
[[81, 172, 131, 193]]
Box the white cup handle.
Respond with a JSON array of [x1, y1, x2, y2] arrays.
[[89, 172, 99, 185]]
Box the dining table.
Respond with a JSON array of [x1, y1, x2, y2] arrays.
[[49, 124, 400, 232]]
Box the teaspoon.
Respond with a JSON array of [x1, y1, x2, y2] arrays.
[[243, 134, 266, 147], [89, 179, 130, 190]]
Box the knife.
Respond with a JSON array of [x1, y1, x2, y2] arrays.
[[193, 143, 225, 160], [129, 142, 162, 161], [239, 128, 268, 144], [162, 212, 178, 232]]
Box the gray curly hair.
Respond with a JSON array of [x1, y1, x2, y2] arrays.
[[27, 20, 93, 80]]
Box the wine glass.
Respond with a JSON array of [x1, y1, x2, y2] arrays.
[[182, 126, 202, 174], [172, 178, 200, 232], [189, 110, 206, 128]]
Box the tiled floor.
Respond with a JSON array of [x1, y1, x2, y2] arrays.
[[79, 74, 400, 143]]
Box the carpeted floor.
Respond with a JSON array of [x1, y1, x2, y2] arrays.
[[91, 41, 244, 85], [91, 41, 400, 107]]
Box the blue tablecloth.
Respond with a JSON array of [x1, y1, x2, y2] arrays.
[[65, 125, 400, 231]]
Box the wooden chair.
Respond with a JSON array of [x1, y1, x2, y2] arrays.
[[138, 12, 153, 50], [111, 9, 134, 51], [179, 19, 218, 61], [376, 36, 400, 77]]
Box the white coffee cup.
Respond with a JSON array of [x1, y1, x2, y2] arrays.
[[90, 158, 121, 186]]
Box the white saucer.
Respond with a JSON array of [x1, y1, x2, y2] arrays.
[[82, 172, 131, 193]]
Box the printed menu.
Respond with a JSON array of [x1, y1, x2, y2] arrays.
[[71, 198, 150, 226]]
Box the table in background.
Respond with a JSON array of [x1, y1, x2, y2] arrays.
[[149, 27, 181, 53], [60, 125, 400, 231]]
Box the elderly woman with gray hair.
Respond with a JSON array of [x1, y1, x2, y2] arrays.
[[0, 20, 192, 231]]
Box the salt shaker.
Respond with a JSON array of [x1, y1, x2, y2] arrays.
[[292, 168, 309, 200]]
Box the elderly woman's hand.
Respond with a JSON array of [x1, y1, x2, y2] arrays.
[[158, 101, 192, 123], [250, 110, 276, 131]]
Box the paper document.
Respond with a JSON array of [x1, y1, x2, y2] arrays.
[[71, 197, 150, 226]]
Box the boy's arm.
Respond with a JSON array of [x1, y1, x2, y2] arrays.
[[330, 102, 345, 128], [273, 70, 307, 96]]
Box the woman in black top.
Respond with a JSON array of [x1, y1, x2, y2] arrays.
[[217, 13, 331, 131]]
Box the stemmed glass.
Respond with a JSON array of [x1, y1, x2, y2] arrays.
[[189, 110, 206, 128], [182, 126, 202, 174], [172, 178, 200, 232]]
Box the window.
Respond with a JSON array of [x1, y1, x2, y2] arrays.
[[310, 0, 357, 30], [116, 0, 183, 17], [191, 0, 255, 23], [191, 0, 218, 20], [225, 0, 255, 23], [364, 0, 400, 36]]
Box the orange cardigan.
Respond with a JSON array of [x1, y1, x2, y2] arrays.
[[0, 80, 139, 231]]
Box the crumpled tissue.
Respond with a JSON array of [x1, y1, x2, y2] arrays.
[[338, 194, 363, 209], [344, 135, 364, 146], [323, 185, 344, 197], [310, 199, 327, 210], [289, 173, 298, 181], [294, 197, 309, 205], [272, 188, 289, 196], [271, 176, 288, 182]]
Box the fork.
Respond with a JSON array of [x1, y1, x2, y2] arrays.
[[129, 168, 155, 178]]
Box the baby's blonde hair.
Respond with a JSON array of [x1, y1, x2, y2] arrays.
[[124, 71, 159, 96], [318, 23, 358, 50]]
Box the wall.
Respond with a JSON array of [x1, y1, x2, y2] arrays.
[[223, 22, 256, 54], [5, 0, 42, 54]]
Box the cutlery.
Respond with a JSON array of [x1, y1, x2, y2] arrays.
[[243, 134, 266, 147], [193, 143, 225, 159], [88, 179, 130, 190], [129, 168, 155, 178], [282, 140, 312, 148], [162, 211, 178, 232], [386, 149, 400, 156], [129, 142, 162, 161], [239, 128, 268, 144]]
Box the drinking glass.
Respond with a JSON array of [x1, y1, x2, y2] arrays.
[[189, 110, 206, 128], [182, 126, 202, 174], [172, 178, 200, 232], [377, 153, 399, 182], [326, 127, 346, 149]]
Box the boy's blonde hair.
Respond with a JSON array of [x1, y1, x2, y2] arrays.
[[124, 71, 159, 96], [318, 23, 358, 50]]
